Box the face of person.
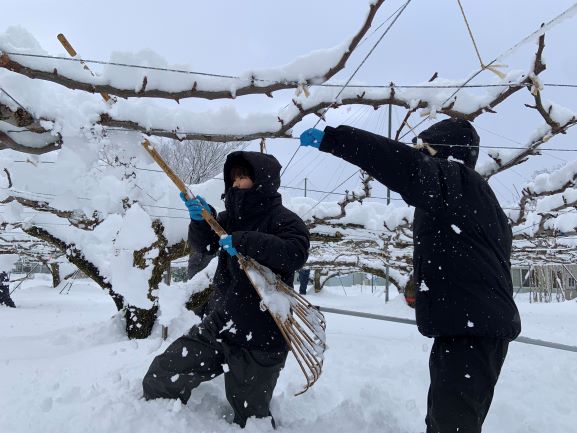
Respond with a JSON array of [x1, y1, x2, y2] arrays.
[[232, 175, 254, 189]]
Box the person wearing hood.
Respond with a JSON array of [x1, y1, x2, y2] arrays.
[[142, 151, 310, 428], [300, 119, 521, 433]]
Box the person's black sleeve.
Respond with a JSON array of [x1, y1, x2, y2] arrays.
[[231, 213, 309, 273], [320, 125, 466, 214]]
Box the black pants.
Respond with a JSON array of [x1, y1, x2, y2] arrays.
[[0, 284, 15, 308], [298, 269, 310, 295], [142, 322, 287, 428], [426, 336, 509, 433]]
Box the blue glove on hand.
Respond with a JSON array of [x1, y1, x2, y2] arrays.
[[180, 192, 210, 221], [218, 235, 238, 256], [299, 128, 324, 148]]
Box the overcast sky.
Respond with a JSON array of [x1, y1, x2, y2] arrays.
[[3, 0, 577, 206]]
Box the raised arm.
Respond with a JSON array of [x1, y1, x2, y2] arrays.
[[304, 125, 467, 214]]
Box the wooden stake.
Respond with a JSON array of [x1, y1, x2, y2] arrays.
[[56, 33, 112, 103]]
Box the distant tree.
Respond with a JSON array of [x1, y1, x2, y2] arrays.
[[156, 138, 239, 184]]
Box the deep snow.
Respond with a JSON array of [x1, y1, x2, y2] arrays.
[[1, 277, 576, 433]]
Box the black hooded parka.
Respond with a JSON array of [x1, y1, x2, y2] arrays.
[[319, 125, 521, 341], [187, 151, 310, 351]]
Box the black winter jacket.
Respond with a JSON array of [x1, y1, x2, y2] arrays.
[[320, 125, 521, 340], [188, 151, 310, 351]]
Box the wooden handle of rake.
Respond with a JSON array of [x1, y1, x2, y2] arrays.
[[56, 33, 111, 103], [140, 139, 227, 237]]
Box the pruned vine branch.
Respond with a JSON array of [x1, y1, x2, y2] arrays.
[[20, 225, 125, 309], [308, 171, 374, 224], [0, 1, 386, 101], [96, 35, 549, 143], [482, 117, 577, 179], [1, 195, 101, 229], [0, 102, 51, 132], [0, 130, 61, 154]]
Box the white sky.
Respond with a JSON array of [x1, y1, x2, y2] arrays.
[[3, 0, 577, 207]]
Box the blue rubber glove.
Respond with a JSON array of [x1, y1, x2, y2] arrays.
[[179, 192, 210, 221], [299, 128, 324, 148], [218, 235, 238, 256]]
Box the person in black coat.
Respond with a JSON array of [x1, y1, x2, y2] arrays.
[[142, 151, 310, 428], [300, 119, 521, 433], [0, 271, 16, 308]]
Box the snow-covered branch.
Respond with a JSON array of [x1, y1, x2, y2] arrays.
[[510, 160, 577, 226], [479, 38, 576, 178], [0, 24, 552, 151], [21, 225, 123, 304], [0, 102, 61, 154], [512, 237, 577, 265], [0, 1, 385, 101], [306, 172, 374, 224], [1, 194, 101, 229], [0, 130, 61, 154], [0, 101, 50, 132]]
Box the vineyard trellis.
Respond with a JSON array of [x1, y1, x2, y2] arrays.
[[1, 1, 577, 340]]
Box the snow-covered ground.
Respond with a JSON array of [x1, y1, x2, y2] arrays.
[[1, 278, 576, 433]]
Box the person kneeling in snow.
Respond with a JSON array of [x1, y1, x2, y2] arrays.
[[300, 119, 521, 433], [142, 151, 310, 428]]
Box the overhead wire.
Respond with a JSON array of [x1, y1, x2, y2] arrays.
[[399, 2, 577, 140], [5, 150, 577, 210], [280, 0, 414, 178], [1, 184, 573, 235], [46, 126, 576, 153], [0, 86, 28, 111], [6, 52, 577, 91], [284, 105, 373, 187], [303, 169, 362, 217]]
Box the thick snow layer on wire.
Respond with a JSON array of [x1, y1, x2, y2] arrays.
[[282, 70, 530, 122], [0, 23, 352, 95], [284, 196, 413, 229], [0, 25, 562, 141], [525, 159, 577, 195], [1, 279, 576, 433]]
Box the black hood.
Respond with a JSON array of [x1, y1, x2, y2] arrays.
[[413, 118, 480, 168], [222, 151, 283, 224], [223, 151, 281, 195]]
